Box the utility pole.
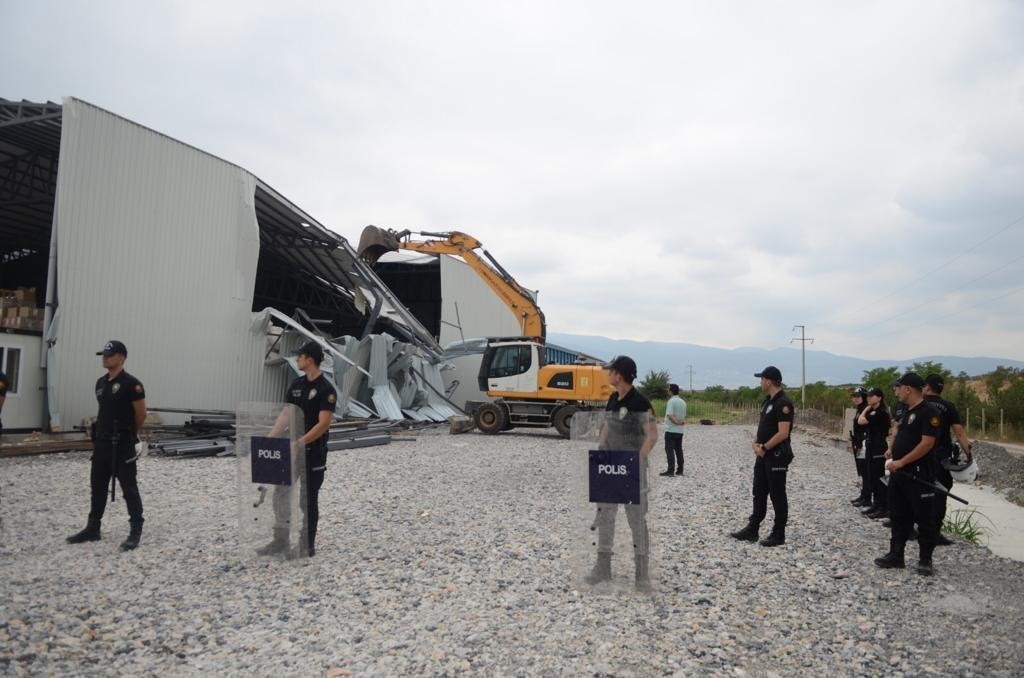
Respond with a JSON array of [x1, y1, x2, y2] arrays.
[[790, 325, 814, 407], [687, 364, 694, 393]]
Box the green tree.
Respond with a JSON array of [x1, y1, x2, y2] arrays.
[[637, 369, 671, 401], [948, 371, 983, 426], [702, 384, 729, 402], [911, 361, 952, 382], [988, 367, 1024, 423], [733, 385, 764, 403], [862, 366, 900, 395]]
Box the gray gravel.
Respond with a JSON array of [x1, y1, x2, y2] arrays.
[[970, 440, 1024, 507], [2, 424, 1023, 676]]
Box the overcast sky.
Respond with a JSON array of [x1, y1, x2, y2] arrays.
[[3, 1, 1023, 361]]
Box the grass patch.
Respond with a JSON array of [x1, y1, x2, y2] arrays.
[[648, 398, 757, 424], [943, 508, 994, 546]]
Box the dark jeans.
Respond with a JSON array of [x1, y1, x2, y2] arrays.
[[664, 432, 684, 473], [889, 470, 937, 560], [750, 452, 790, 530], [89, 437, 144, 524]]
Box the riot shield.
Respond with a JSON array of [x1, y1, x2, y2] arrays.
[[237, 402, 310, 559], [570, 409, 658, 592]]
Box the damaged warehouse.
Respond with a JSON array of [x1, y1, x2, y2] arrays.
[[0, 97, 460, 441]]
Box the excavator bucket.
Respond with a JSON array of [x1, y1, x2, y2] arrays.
[[357, 225, 402, 263]]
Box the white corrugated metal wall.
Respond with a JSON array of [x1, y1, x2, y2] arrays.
[[438, 255, 526, 346], [51, 98, 283, 428]]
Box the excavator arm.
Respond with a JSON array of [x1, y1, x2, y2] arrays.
[[358, 226, 547, 342]]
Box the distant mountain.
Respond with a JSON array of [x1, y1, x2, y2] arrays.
[[548, 333, 1024, 389]]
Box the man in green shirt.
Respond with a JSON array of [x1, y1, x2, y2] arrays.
[[661, 383, 687, 476]]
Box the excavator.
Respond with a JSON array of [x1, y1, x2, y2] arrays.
[[358, 226, 612, 437]]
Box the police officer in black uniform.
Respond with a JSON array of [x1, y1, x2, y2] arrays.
[[849, 387, 870, 506], [585, 355, 658, 590], [875, 372, 940, 576], [858, 387, 891, 519], [923, 373, 973, 546], [260, 340, 337, 557], [67, 340, 147, 550], [730, 366, 795, 547]]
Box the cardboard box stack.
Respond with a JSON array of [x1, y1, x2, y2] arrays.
[[0, 287, 44, 332]]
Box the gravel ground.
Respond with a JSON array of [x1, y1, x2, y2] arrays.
[[969, 441, 1024, 507], [2, 424, 1023, 676]]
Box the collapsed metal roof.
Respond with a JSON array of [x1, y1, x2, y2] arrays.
[[0, 97, 441, 356], [0, 99, 62, 260]]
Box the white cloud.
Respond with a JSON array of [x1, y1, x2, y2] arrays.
[[3, 0, 1023, 361]]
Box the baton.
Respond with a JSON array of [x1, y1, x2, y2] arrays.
[[891, 469, 969, 505]]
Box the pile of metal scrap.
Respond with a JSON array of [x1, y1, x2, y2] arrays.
[[144, 410, 433, 460], [255, 307, 463, 423]]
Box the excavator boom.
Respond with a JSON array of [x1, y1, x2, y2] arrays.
[[358, 225, 546, 342]]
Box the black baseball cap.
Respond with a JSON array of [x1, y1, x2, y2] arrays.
[[754, 366, 782, 382], [97, 340, 127, 357], [892, 372, 925, 389], [603, 355, 637, 381], [925, 373, 945, 391], [295, 340, 324, 362], [852, 387, 867, 397], [867, 387, 885, 398]]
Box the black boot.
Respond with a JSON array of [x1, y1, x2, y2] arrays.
[[916, 558, 935, 576], [66, 518, 101, 544], [634, 555, 651, 591], [120, 521, 143, 551], [759, 526, 786, 547], [874, 540, 906, 569], [730, 522, 759, 542], [584, 553, 612, 585], [255, 528, 290, 556]]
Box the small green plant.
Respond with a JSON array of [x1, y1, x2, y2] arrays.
[[942, 508, 994, 546]]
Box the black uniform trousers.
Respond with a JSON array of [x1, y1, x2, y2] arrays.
[[934, 465, 954, 532], [304, 466, 326, 548], [89, 436, 144, 524], [664, 432, 683, 474], [865, 452, 888, 510], [889, 470, 937, 560], [749, 449, 791, 530]]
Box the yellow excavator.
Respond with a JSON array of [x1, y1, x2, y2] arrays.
[[358, 226, 612, 437]]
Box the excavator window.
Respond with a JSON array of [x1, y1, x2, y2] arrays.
[[488, 345, 532, 379]]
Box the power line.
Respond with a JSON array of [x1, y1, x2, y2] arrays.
[[870, 285, 1024, 339], [834, 211, 1024, 322], [853, 252, 1024, 333], [791, 325, 814, 406]]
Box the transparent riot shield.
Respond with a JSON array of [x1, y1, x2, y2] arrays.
[[570, 409, 658, 592], [237, 402, 310, 559]]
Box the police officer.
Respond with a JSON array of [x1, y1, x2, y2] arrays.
[[585, 355, 658, 590], [875, 372, 940, 576], [849, 387, 870, 506], [923, 373, 973, 546], [67, 341, 147, 550], [730, 366, 795, 547], [260, 340, 337, 557], [858, 387, 892, 519]]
